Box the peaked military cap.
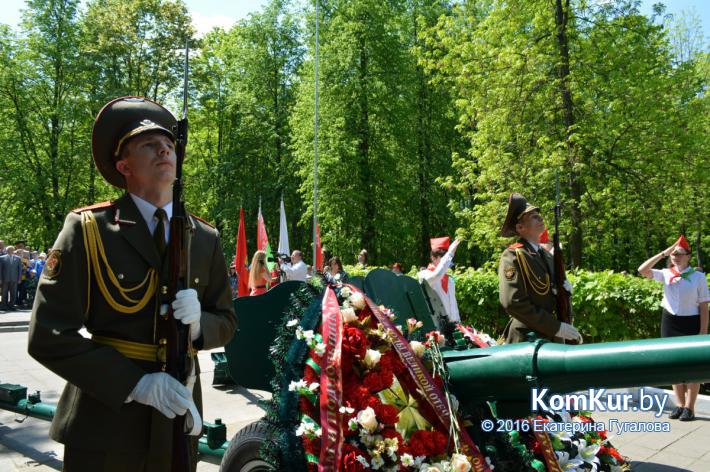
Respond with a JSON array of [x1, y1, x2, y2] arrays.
[[92, 96, 177, 188], [501, 193, 539, 237]]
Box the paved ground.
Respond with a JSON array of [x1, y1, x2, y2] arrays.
[[2, 307, 710, 471]]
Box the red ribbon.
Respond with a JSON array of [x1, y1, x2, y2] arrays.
[[353, 286, 491, 472], [318, 287, 344, 471], [456, 324, 489, 348]]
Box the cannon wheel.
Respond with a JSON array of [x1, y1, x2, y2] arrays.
[[219, 420, 275, 472]]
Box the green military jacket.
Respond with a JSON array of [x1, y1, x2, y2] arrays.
[[28, 194, 236, 465], [498, 239, 561, 344]]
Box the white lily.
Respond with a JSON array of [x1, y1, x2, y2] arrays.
[[555, 451, 585, 471], [577, 438, 601, 465]]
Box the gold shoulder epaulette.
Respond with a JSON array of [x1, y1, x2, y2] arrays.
[[72, 201, 114, 214]]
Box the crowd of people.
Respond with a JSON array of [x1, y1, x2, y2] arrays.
[[0, 239, 48, 310]]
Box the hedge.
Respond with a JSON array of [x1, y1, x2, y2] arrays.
[[343, 265, 709, 342]]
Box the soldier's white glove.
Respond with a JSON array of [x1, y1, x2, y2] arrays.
[[127, 372, 194, 419], [172, 288, 201, 341], [563, 279, 573, 294], [556, 322, 583, 344]]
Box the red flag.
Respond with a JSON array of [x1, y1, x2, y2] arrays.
[[257, 208, 268, 251], [257, 207, 275, 271], [235, 208, 250, 297], [315, 223, 323, 270]]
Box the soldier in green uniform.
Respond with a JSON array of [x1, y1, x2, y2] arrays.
[[498, 193, 581, 344], [28, 97, 237, 471]]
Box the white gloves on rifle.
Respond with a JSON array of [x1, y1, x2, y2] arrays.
[[127, 372, 194, 419], [556, 322, 583, 344], [172, 288, 201, 341]]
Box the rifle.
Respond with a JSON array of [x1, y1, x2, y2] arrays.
[[553, 172, 572, 327], [165, 39, 193, 472]]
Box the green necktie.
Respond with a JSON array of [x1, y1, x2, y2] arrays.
[[153, 208, 167, 257]]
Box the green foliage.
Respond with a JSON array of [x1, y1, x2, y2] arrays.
[[0, 0, 707, 276], [419, 0, 710, 271]]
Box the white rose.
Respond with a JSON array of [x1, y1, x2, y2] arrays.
[[350, 292, 367, 310], [410, 340, 426, 357], [341, 286, 352, 298], [341, 307, 358, 324], [363, 349, 382, 369], [451, 453, 472, 472], [357, 406, 378, 432], [419, 465, 442, 472]]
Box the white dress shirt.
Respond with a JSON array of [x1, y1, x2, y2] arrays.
[[652, 267, 710, 315], [281, 260, 308, 282], [130, 193, 173, 243]]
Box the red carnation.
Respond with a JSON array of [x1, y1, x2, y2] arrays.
[[430, 430, 448, 455], [341, 443, 369, 472], [380, 351, 407, 377], [408, 430, 432, 457], [343, 326, 367, 359], [363, 368, 394, 393], [375, 403, 399, 426]]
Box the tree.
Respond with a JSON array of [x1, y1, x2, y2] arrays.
[[187, 0, 304, 258], [0, 0, 86, 246]]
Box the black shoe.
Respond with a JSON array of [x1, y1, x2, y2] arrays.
[[669, 406, 684, 419], [679, 408, 695, 421]]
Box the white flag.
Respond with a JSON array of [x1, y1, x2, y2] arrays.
[[278, 197, 290, 256]]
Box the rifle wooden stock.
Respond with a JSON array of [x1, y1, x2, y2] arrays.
[[166, 209, 191, 472]]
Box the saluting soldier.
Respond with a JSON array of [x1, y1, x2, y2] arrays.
[[28, 97, 237, 471], [498, 193, 581, 344]]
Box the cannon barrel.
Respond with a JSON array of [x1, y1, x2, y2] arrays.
[[444, 335, 710, 413]]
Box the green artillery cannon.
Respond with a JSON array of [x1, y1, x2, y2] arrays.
[[216, 269, 710, 471], [444, 335, 710, 417]]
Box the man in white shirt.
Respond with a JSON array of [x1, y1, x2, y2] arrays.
[[280, 250, 308, 282], [419, 237, 461, 325]]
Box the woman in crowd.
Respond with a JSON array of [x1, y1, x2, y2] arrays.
[[638, 235, 709, 421], [325, 256, 349, 284], [228, 263, 239, 298], [248, 250, 272, 296]]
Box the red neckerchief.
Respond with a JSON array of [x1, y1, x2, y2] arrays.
[[427, 263, 448, 293], [670, 266, 694, 284]]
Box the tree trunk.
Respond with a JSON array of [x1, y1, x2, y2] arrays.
[[357, 36, 375, 261], [554, 0, 583, 267]]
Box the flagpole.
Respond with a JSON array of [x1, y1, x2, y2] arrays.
[[313, 0, 320, 271]]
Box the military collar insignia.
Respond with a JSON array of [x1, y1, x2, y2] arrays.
[[44, 249, 62, 279]]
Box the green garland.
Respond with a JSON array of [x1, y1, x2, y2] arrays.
[[260, 281, 323, 470]]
